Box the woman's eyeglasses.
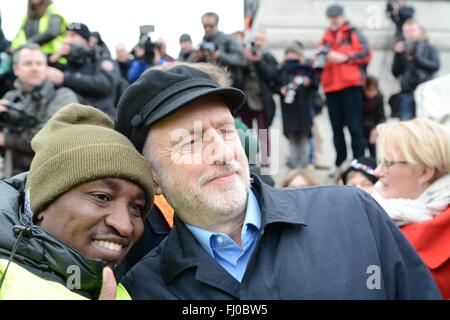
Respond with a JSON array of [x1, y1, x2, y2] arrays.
[[378, 159, 408, 171]]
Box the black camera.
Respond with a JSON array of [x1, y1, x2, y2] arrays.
[[67, 44, 91, 65], [284, 76, 304, 104], [0, 101, 38, 133], [404, 40, 416, 56], [137, 25, 157, 64], [250, 41, 258, 56], [199, 41, 217, 54], [313, 44, 331, 70], [386, 0, 399, 15]]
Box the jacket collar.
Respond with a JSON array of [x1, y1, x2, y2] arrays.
[[160, 172, 308, 295], [0, 173, 106, 299]]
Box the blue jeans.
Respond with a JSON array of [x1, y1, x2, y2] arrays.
[[397, 93, 415, 120]]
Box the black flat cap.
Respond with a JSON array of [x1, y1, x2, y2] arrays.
[[115, 65, 246, 152], [326, 4, 344, 17]]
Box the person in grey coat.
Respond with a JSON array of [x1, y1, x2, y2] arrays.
[[114, 65, 442, 300], [0, 44, 78, 177], [194, 12, 246, 89]]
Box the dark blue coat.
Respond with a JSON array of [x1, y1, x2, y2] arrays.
[[121, 175, 442, 299]]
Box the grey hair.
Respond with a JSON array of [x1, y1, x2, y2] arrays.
[[202, 12, 219, 25], [13, 43, 47, 65]]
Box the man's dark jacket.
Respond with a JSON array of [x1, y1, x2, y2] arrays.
[[62, 46, 117, 118], [242, 49, 278, 127], [121, 175, 442, 299], [392, 40, 440, 92], [0, 173, 106, 299]]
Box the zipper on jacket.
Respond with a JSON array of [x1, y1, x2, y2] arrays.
[[0, 225, 32, 292]]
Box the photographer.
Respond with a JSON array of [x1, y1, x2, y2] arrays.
[[391, 19, 440, 120], [47, 23, 117, 118], [316, 4, 371, 176], [386, 0, 415, 40], [195, 12, 246, 89], [0, 44, 77, 177], [127, 27, 160, 83], [240, 30, 277, 166], [278, 43, 319, 169]]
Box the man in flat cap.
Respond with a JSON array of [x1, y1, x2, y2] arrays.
[[115, 64, 441, 299]]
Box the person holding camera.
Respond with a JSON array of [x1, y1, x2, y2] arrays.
[[47, 23, 117, 118], [316, 4, 371, 176], [126, 27, 162, 84], [391, 19, 440, 120], [239, 30, 277, 167], [195, 12, 246, 89], [0, 44, 77, 178], [278, 43, 318, 169], [386, 0, 415, 41]]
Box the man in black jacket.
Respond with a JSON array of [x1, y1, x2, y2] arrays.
[[115, 65, 442, 300], [47, 23, 117, 118], [391, 18, 440, 120]]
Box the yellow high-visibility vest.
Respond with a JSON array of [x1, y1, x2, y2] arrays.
[[0, 259, 131, 300], [11, 3, 67, 56]]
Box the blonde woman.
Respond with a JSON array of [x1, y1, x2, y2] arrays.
[[373, 118, 450, 299]]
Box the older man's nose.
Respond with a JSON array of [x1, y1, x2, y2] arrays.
[[204, 131, 235, 165]]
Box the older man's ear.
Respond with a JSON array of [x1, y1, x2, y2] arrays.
[[151, 169, 163, 195]]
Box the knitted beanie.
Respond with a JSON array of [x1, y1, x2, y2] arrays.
[[26, 103, 154, 216]]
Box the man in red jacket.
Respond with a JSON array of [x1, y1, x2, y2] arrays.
[[316, 4, 371, 174]]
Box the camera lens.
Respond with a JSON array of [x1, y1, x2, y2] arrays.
[[0, 111, 10, 123]]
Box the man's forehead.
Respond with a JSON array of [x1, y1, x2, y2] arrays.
[[19, 49, 46, 61], [153, 98, 233, 130]]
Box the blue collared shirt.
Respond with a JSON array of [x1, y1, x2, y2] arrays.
[[186, 190, 262, 282]]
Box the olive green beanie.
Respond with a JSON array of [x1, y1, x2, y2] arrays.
[[26, 103, 154, 216]]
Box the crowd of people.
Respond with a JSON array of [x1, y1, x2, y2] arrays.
[[0, 0, 448, 300]]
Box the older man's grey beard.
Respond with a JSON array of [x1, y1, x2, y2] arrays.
[[155, 162, 251, 226]]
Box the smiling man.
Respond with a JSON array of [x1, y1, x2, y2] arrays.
[[0, 103, 154, 299], [115, 64, 441, 300]]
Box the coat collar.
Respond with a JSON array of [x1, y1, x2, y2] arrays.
[[160, 173, 309, 296]]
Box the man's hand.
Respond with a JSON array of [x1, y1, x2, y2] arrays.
[[49, 42, 71, 63], [98, 266, 117, 300], [0, 99, 9, 112], [302, 76, 311, 87], [193, 49, 205, 62], [327, 50, 349, 63], [394, 41, 406, 54], [47, 67, 64, 85], [206, 50, 220, 63], [244, 48, 262, 62], [0, 132, 5, 147]]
